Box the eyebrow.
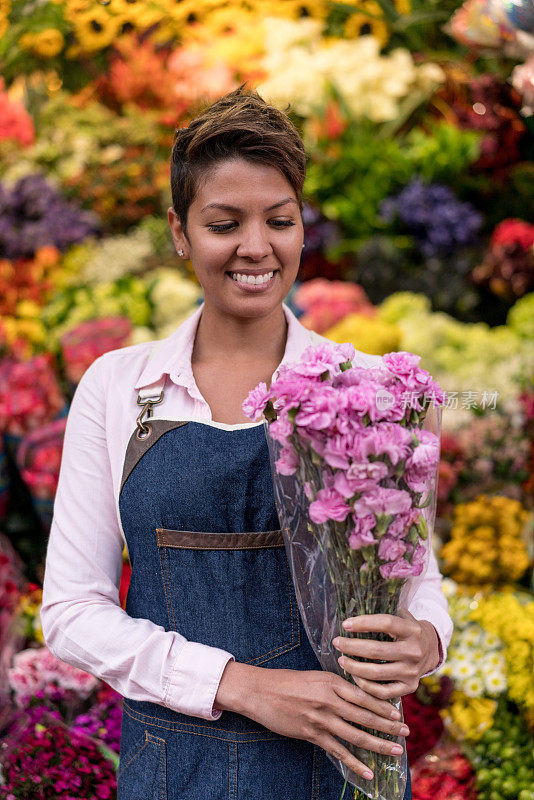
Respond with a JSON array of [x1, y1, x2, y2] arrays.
[[200, 197, 298, 214]]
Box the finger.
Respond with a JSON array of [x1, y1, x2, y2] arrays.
[[333, 636, 401, 661], [335, 699, 409, 738], [315, 733, 375, 781], [343, 614, 416, 639], [338, 657, 416, 682], [329, 715, 405, 758], [353, 676, 411, 700], [333, 676, 402, 721]]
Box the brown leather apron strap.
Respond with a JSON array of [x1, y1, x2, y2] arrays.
[[156, 528, 284, 549]]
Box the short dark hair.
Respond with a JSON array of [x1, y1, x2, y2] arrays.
[[170, 83, 307, 240]]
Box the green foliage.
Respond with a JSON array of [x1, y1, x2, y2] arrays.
[[304, 119, 482, 246]]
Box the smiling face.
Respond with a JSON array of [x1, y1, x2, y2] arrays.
[[167, 157, 304, 318]]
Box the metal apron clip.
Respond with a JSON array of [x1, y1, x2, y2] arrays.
[[136, 376, 166, 439]]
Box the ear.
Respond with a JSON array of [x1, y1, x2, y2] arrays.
[[167, 206, 188, 257]]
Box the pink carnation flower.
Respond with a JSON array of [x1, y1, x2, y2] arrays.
[[309, 487, 352, 523], [242, 381, 271, 421]]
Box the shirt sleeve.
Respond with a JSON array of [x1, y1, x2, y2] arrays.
[[407, 542, 453, 677], [40, 355, 235, 721]]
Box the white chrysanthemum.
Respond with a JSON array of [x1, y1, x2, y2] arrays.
[[459, 626, 483, 649], [81, 228, 153, 284], [149, 269, 202, 329], [482, 632, 502, 649], [452, 660, 477, 680], [257, 20, 443, 123], [484, 670, 507, 696], [484, 652, 506, 670], [463, 676, 484, 698]]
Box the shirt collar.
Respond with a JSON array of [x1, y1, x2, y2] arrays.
[[133, 301, 316, 391]]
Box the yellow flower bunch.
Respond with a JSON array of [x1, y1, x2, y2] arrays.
[[343, 0, 411, 49], [325, 312, 402, 355], [0, 313, 47, 356], [18, 28, 65, 58], [470, 593, 534, 719], [440, 689, 497, 742], [439, 495, 531, 588]]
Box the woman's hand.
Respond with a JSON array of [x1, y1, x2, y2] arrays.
[[215, 661, 409, 781], [332, 607, 441, 700]]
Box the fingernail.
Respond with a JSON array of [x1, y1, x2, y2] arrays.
[[391, 745, 403, 755], [400, 725, 409, 735], [338, 656, 345, 667], [390, 709, 401, 720], [363, 770, 373, 780], [342, 620, 352, 630], [332, 637, 340, 648]]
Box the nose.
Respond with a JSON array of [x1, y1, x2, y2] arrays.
[[235, 225, 273, 261]]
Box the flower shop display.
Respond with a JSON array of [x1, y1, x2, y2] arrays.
[[437, 410, 531, 506], [467, 698, 534, 800], [379, 179, 483, 259], [16, 418, 67, 530], [410, 738, 477, 800], [324, 312, 403, 357], [377, 291, 534, 422], [8, 645, 99, 714], [1, 0, 533, 792], [0, 534, 25, 732], [244, 343, 445, 798], [439, 495, 532, 588], [0, 354, 65, 445], [0, 76, 34, 148], [0, 174, 101, 261], [470, 591, 534, 724], [292, 277, 377, 333], [471, 217, 534, 301], [0, 704, 117, 799], [59, 316, 132, 385]]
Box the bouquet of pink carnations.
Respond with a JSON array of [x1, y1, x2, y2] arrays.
[[243, 343, 445, 800]]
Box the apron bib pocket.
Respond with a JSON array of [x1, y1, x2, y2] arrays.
[[156, 527, 300, 666]]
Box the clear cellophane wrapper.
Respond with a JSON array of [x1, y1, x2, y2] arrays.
[[263, 403, 442, 800]]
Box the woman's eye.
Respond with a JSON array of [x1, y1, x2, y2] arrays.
[[207, 220, 295, 233]]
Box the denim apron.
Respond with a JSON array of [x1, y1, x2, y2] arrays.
[[116, 375, 412, 800]]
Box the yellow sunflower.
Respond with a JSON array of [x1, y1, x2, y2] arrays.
[[0, 0, 11, 14], [64, 0, 94, 23], [167, 0, 211, 30], [185, 5, 256, 41], [29, 28, 65, 57], [0, 15, 8, 38], [344, 2, 389, 47], [71, 7, 122, 51], [120, 3, 167, 31], [259, 0, 329, 19]]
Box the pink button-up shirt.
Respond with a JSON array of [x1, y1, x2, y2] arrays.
[[40, 301, 453, 722]]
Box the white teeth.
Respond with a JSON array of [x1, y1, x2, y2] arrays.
[[230, 271, 274, 285]]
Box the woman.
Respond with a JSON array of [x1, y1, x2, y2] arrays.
[[41, 85, 453, 800]]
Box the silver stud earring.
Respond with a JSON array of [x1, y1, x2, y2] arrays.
[[302, 243, 305, 249], [178, 249, 184, 257]]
